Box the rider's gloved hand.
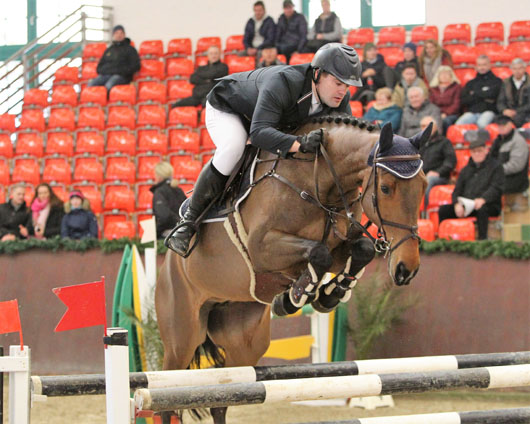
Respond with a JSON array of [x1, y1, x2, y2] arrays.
[[298, 129, 324, 153]]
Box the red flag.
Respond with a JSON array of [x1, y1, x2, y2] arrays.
[[0, 299, 24, 349], [53, 277, 107, 335]]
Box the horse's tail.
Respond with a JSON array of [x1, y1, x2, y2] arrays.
[[190, 334, 226, 369]]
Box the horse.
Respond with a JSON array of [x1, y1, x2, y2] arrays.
[[155, 116, 429, 423]]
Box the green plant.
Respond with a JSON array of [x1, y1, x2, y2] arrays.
[[347, 268, 417, 359]]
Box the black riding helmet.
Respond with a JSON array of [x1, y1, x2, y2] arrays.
[[311, 43, 363, 87]]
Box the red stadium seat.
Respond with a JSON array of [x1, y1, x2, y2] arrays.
[[49, 183, 68, 203], [136, 183, 154, 211], [426, 184, 454, 211], [138, 81, 167, 104], [168, 129, 200, 154], [379, 47, 403, 67], [411, 25, 439, 46], [417, 219, 435, 242], [50, 85, 78, 107], [446, 124, 478, 146], [0, 114, 16, 133], [454, 149, 471, 174], [195, 56, 209, 67], [475, 22, 504, 44], [16, 132, 44, 157], [42, 157, 71, 185], [80, 62, 98, 82], [167, 80, 194, 102], [195, 36, 222, 56], [139, 40, 164, 58], [78, 107, 106, 130], [506, 42, 530, 62], [108, 85, 137, 105], [448, 45, 477, 68], [80, 86, 107, 107], [137, 129, 168, 154], [377, 26, 406, 47], [443, 23, 472, 45], [0, 134, 13, 158], [289, 53, 314, 65], [104, 183, 136, 212], [454, 68, 477, 86], [0, 186, 4, 204], [491, 66, 512, 80], [225, 35, 245, 54], [485, 123, 499, 142], [137, 59, 165, 81], [23, 89, 48, 109], [508, 20, 530, 43], [73, 155, 104, 184], [104, 154, 136, 184], [12, 158, 40, 186], [104, 219, 136, 239], [346, 28, 374, 48], [166, 38, 192, 58], [199, 128, 215, 151], [20, 109, 45, 132], [75, 131, 105, 156], [438, 218, 475, 241], [476, 45, 514, 66], [166, 58, 195, 79], [48, 108, 76, 131], [137, 104, 167, 129], [46, 131, 74, 157], [106, 130, 136, 156], [226, 56, 255, 73], [168, 107, 198, 128], [54, 66, 79, 85], [137, 153, 163, 181], [170, 155, 202, 180], [0, 158, 10, 185], [107, 106, 136, 130], [349, 101, 363, 118], [82, 43, 107, 61], [72, 183, 103, 214]]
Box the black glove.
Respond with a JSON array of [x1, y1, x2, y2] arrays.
[[299, 129, 324, 153]]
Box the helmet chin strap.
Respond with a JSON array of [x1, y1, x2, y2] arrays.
[[312, 68, 325, 108]]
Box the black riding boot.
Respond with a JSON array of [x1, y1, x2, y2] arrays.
[[165, 163, 228, 257]]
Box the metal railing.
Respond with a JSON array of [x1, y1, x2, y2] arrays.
[[0, 4, 113, 114]]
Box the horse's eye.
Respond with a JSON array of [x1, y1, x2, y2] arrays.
[[380, 185, 390, 195]]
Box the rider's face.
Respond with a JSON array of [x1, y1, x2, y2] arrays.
[[316, 72, 348, 108]]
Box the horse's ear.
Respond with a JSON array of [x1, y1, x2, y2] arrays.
[[410, 122, 433, 149], [378, 122, 393, 153]]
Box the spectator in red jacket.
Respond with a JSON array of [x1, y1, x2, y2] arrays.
[[429, 65, 462, 133], [418, 39, 453, 85]]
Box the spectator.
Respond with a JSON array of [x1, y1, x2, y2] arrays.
[[399, 86, 442, 138], [354, 43, 388, 104], [418, 116, 456, 209], [418, 39, 452, 85], [61, 191, 98, 239], [88, 25, 140, 92], [363, 87, 402, 131], [151, 162, 187, 239], [455, 55, 502, 129], [28, 183, 64, 239], [172, 46, 228, 108], [429, 65, 462, 133], [0, 183, 31, 241], [391, 63, 428, 108], [438, 134, 504, 240], [243, 1, 276, 57], [275, 0, 308, 61], [496, 58, 530, 128], [490, 115, 529, 203], [395, 42, 420, 76], [305, 0, 342, 53], [257, 44, 285, 68]]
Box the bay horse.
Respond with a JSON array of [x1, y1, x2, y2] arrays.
[[155, 117, 430, 423]]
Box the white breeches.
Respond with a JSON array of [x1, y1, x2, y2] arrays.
[[206, 101, 248, 176]]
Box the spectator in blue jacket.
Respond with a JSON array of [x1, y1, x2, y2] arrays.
[[363, 87, 402, 131], [243, 1, 276, 57], [275, 0, 308, 61], [61, 191, 98, 239]]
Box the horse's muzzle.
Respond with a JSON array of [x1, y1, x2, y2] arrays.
[[393, 261, 418, 286]]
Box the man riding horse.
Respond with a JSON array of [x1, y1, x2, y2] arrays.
[[165, 43, 363, 257]]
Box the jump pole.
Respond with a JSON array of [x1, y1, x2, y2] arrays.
[[134, 364, 530, 411], [32, 351, 530, 396], [0, 346, 30, 424]]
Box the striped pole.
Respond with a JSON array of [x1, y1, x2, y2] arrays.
[[134, 364, 530, 411], [31, 351, 530, 396], [296, 407, 530, 424]]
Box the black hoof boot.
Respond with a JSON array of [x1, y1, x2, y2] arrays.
[[272, 292, 301, 317]]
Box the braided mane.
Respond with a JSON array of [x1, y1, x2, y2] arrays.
[[300, 113, 381, 133]]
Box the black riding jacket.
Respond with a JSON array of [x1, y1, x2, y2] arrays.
[[206, 63, 352, 156]]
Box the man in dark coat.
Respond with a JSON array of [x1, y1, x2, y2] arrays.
[[305, 0, 342, 53], [438, 135, 504, 240], [419, 116, 456, 208], [243, 1, 276, 57], [275, 0, 308, 60], [0, 184, 31, 241], [172, 46, 228, 107], [88, 25, 141, 91], [496, 58, 530, 128]]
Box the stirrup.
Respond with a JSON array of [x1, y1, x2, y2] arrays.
[[164, 221, 200, 258]]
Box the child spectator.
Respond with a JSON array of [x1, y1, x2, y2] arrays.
[[0, 183, 31, 241], [257, 44, 285, 68], [429, 65, 462, 133], [418, 39, 453, 85], [496, 58, 530, 128], [363, 87, 402, 131], [395, 42, 420, 76], [275, 0, 308, 61], [305, 0, 342, 53], [391, 63, 428, 108], [354, 43, 388, 104], [28, 183, 64, 239], [399, 86, 442, 138], [61, 191, 98, 239], [151, 162, 187, 239], [243, 1, 276, 57]]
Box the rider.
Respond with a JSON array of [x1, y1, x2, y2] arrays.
[[166, 43, 363, 256]]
